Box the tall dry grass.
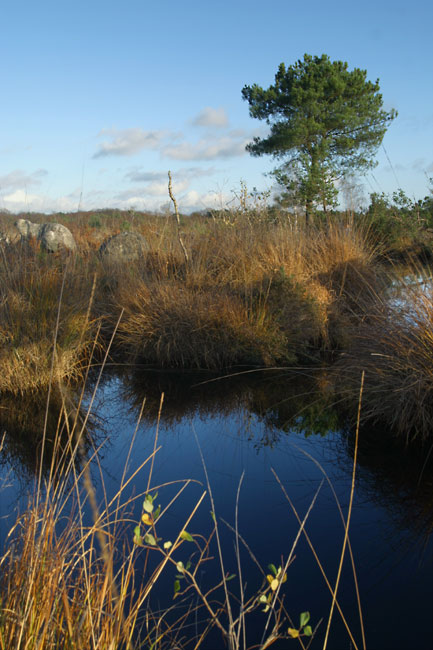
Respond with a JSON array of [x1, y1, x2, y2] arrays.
[[0, 245, 99, 394], [0, 379, 213, 649], [101, 217, 381, 369], [335, 266, 433, 441], [0, 211, 384, 389], [114, 281, 291, 368]]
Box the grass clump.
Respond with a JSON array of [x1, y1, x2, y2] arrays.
[[0, 208, 386, 387], [100, 218, 381, 369], [114, 280, 291, 368], [335, 267, 433, 442], [0, 248, 99, 395]]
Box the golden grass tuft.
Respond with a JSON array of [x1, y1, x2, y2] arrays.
[[0, 212, 384, 387], [115, 280, 292, 368], [335, 268, 433, 441], [94, 216, 382, 368], [0, 249, 99, 394]]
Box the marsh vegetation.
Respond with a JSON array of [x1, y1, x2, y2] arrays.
[[0, 198, 432, 649]]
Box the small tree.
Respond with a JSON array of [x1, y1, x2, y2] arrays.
[[242, 54, 397, 224]]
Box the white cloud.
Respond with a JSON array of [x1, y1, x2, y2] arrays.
[[0, 183, 242, 216], [1, 189, 78, 213], [2, 189, 40, 204], [192, 107, 229, 128], [109, 187, 232, 214], [93, 128, 167, 158], [117, 178, 190, 200], [176, 189, 232, 211], [93, 123, 259, 162], [0, 185, 118, 214], [125, 170, 168, 183], [0, 169, 48, 190], [124, 166, 217, 183], [162, 134, 249, 161]]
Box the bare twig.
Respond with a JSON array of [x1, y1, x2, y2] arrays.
[[168, 171, 189, 264]]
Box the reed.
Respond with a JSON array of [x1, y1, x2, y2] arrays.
[[0, 375, 214, 649]]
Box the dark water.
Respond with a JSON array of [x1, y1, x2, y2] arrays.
[[1, 369, 432, 649]]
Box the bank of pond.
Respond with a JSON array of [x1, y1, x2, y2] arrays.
[[0, 216, 432, 648], [0, 217, 432, 443]]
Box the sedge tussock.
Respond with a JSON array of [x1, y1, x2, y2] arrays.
[[114, 281, 292, 368], [335, 269, 433, 441]]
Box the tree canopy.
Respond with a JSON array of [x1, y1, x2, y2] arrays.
[[242, 54, 397, 221]]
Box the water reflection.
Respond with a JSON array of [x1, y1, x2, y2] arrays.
[[343, 423, 433, 545], [1, 369, 432, 648], [118, 367, 433, 542], [118, 366, 337, 434], [0, 385, 96, 482], [2, 368, 432, 548]]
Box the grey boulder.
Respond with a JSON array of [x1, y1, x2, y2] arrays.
[[15, 219, 76, 253], [98, 231, 148, 262], [39, 223, 76, 253], [15, 218, 41, 239]]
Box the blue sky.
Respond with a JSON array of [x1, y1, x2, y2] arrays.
[[1, 0, 432, 214]]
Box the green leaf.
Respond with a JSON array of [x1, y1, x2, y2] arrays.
[[300, 611, 310, 628], [185, 560, 192, 571], [143, 500, 154, 514], [303, 625, 312, 637], [154, 505, 161, 519], [210, 510, 216, 523], [180, 530, 193, 542], [173, 580, 180, 597], [176, 561, 184, 573], [144, 533, 157, 546], [226, 574, 236, 582], [268, 563, 277, 577], [259, 595, 268, 604], [163, 541, 172, 550], [133, 526, 142, 545]]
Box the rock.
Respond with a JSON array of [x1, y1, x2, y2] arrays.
[[15, 218, 40, 239], [14, 219, 76, 253], [98, 231, 148, 262], [38, 223, 76, 253]]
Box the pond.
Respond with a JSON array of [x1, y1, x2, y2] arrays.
[[1, 369, 432, 649]]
